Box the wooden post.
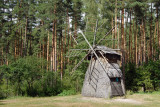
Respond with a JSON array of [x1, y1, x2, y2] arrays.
[[121, 3, 126, 95]]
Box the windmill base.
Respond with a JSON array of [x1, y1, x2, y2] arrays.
[[81, 57, 125, 98]]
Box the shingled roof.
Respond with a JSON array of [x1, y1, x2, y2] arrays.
[[94, 46, 121, 56]]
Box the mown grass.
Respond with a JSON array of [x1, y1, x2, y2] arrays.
[[0, 92, 160, 107]]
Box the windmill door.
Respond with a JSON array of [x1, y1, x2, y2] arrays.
[[110, 77, 124, 96]]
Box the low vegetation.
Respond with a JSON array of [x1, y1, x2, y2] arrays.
[[0, 56, 160, 99], [0, 92, 160, 107]]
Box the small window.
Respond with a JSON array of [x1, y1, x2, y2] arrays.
[[110, 77, 121, 82]]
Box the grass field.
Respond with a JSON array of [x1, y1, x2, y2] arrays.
[[0, 92, 160, 107]]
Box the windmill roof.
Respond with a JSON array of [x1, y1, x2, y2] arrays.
[[94, 46, 121, 56]]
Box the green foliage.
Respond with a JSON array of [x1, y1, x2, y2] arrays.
[[125, 60, 160, 92], [62, 63, 86, 92], [137, 66, 153, 91], [125, 63, 139, 91], [146, 60, 160, 90], [58, 89, 76, 96], [135, 91, 160, 95], [0, 56, 61, 97]]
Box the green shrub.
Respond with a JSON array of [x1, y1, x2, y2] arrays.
[[58, 89, 76, 96], [0, 56, 61, 97], [125, 60, 160, 92], [126, 90, 134, 95], [125, 63, 140, 91]]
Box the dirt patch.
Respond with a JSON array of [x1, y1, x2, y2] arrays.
[[112, 98, 142, 105], [81, 96, 142, 105], [53, 102, 97, 107], [81, 97, 110, 104]]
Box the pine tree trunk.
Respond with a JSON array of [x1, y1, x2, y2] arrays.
[[21, 28, 23, 56], [125, 11, 128, 63], [29, 33, 32, 55], [136, 21, 138, 65], [6, 42, 9, 65], [115, 0, 117, 49], [60, 31, 63, 81], [129, 10, 132, 62], [54, 20, 57, 72], [52, 4, 57, 72], [157, 7, 160, 59], [140, 24, 143, 65], [27, 34, 29, 56], [112, 17, 114, 48], [15, 39, 17, 59], [118, 21, 120, 49], [1, 47, 3, 65], [134, 19, 137, 64], [153, 23, 157, 61], [121, 9, 125, 53], [24, 17, 27, 56], [40, 42, 41, 59], [64, 13, 67, 69], [52, 20, 55, 71], [47, 31, 49, 72], [74, 15, 77, 46], [71, 23, 73, 47], [132, 17, 135, 62], [18, 29, 20, 56], [43, 39, 45, 58], [147, 40, 150, 62], [67, 8, 70, 63], [150, 3, 153, 60], [58, 34, 61, 71], [143, 19, 146, 63], [40, 41, 42, 72], [138, 38, 140, 65], [17, 31, 19, 57]]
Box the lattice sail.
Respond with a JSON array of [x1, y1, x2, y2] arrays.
[[66, 49, 83, 57]]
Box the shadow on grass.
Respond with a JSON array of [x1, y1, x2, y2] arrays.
[[0, 100, 5, 105]]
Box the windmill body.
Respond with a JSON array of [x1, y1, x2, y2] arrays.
[[67, 22, 125, 98], [82, 46, 125, 98]]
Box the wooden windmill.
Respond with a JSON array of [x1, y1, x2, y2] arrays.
[[66, 19, 125, 98]]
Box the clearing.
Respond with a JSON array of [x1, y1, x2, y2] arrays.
[[0, 92, 160, 107]]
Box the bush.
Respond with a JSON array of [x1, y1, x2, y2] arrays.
[[125, 60, 160, 92], [137, 66, 153, 92], [0, 55, 61, 97], [0, 89, 7, 99], [58, 89, 76, 96], [125, 63, 140, 92]]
